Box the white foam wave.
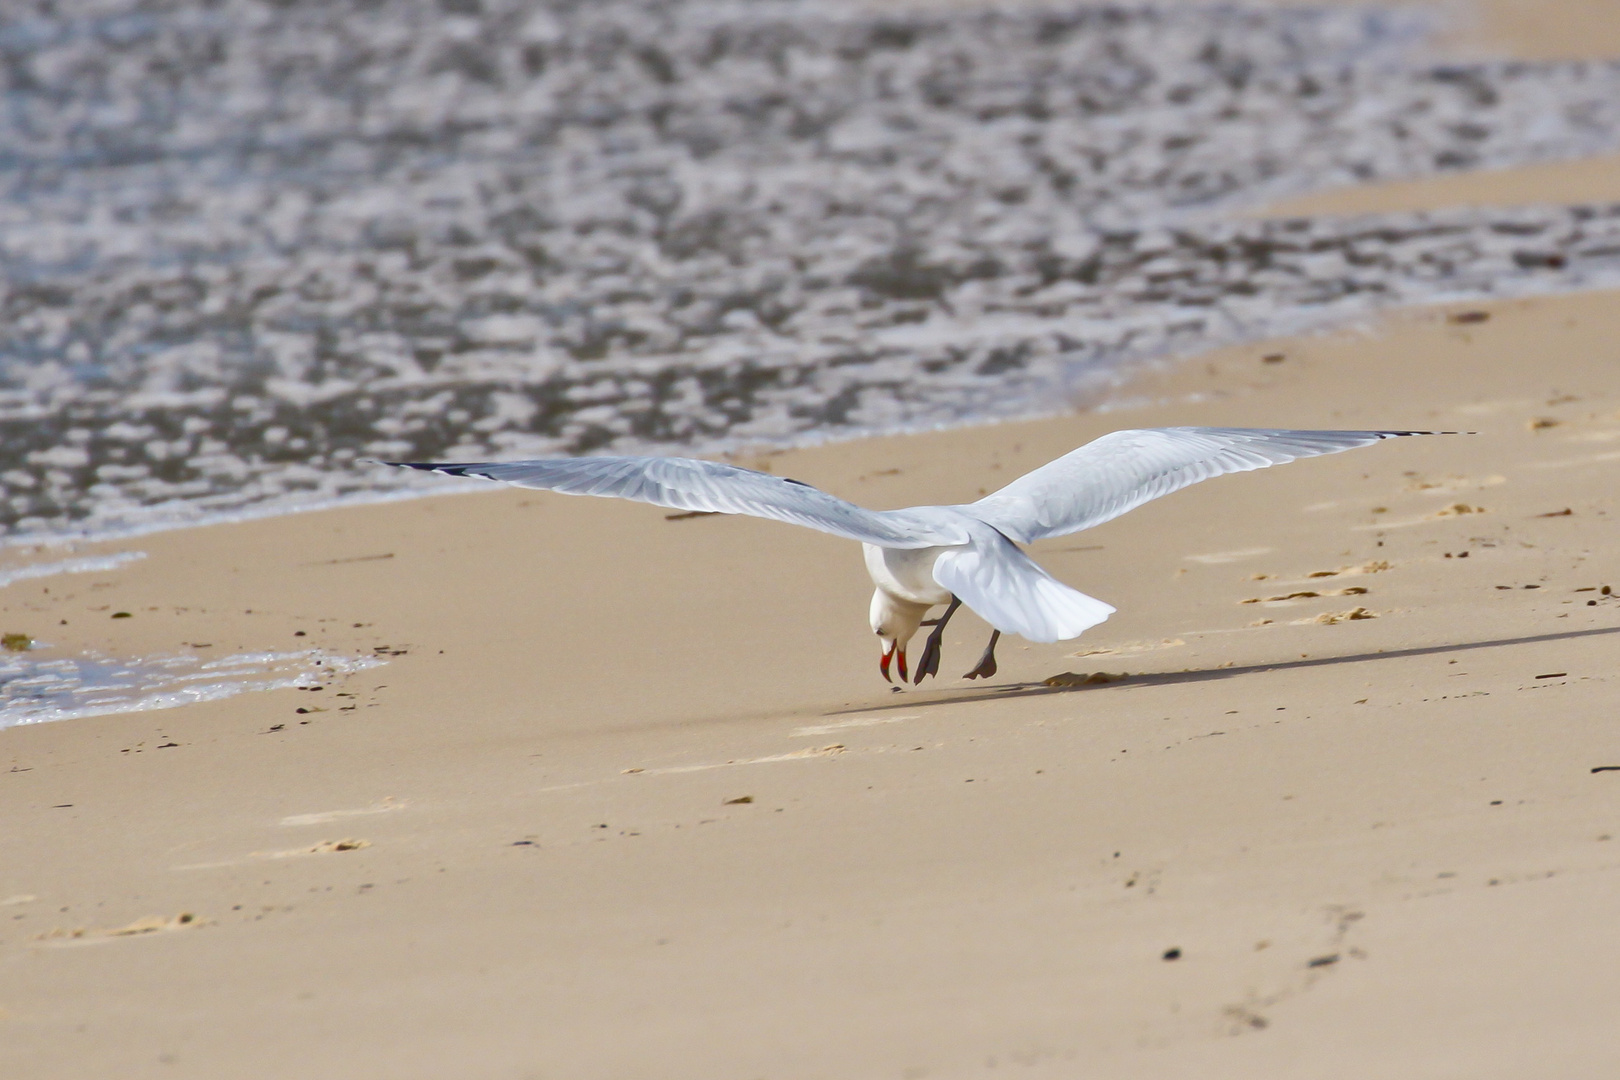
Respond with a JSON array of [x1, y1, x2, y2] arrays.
[[0, 551, 147, 587], [0, 648, 386, 730]]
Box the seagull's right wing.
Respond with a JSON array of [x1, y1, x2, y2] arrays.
[[384, 456, 965, 548], [968, 427, 1446, 543]]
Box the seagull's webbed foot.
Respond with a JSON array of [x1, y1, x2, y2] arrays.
[[963, 630, 1001, 680], [913, 635, 942, 684], [913, 597, 962, 685]]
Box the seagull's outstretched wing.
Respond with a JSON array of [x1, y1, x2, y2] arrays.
[[384, 456, 966, 548], [968, 428, 1446, 544]]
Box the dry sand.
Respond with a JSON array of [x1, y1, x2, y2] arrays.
[[7, 5, 1620, 1079]]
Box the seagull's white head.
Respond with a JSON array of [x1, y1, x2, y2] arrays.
[[870, 589, 929, 683]]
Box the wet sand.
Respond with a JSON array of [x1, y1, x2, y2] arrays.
[[6, 5, 1620, 1079]]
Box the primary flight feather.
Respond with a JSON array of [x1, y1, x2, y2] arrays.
[[386, 427, 1445, 683]]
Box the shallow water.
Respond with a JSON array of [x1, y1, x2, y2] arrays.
[[0, 646, 384, 730], [4, 1, 1620, 541]]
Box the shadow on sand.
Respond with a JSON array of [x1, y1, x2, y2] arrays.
[[827, 623, 1620, 715]]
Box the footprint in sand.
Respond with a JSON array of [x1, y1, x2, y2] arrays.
[[1294, 607, 1377, 625], [1240, 587, 1367, 605], [1303, 561, 1392, 578]]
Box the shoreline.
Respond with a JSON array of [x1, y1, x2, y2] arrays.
[[7, 230, 1620, 555]]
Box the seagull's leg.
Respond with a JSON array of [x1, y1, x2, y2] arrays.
[[913, 596, 962, 685], [963, 630, 1001, 680]]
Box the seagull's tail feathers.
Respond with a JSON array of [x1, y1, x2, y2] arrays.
[[932, 536, 1114, 644]]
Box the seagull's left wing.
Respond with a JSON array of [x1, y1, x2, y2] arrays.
[[968, 428, 1448, 543], [384, 456, 966, 548]]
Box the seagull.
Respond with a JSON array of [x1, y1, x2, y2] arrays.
[[385, 427, 1447, 684]]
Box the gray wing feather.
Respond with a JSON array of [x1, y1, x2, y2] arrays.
[[384, 456, 964, 548], [968, 428, 1447, 543]]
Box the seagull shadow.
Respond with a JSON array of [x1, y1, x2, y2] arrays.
[[826, 623, 1620, 715]]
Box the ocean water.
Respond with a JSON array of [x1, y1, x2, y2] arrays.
[[2, 0, 1620, 545]]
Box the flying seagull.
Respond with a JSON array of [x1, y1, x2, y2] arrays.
[[385, 427, 1447, 684]]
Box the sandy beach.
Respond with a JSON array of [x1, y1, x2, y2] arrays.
[[5, 4, 1620, 1078]]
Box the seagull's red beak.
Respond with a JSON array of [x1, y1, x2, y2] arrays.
[[879, 642, 909, 682]]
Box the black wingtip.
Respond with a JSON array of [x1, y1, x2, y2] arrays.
[[379, 461, 479, 477], [1379, 430, 1476, 437]]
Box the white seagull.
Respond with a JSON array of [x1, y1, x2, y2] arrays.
[[386, 427, 1446, 684]]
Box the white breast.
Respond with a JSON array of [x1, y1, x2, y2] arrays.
[[862, 543, 954, 607]]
